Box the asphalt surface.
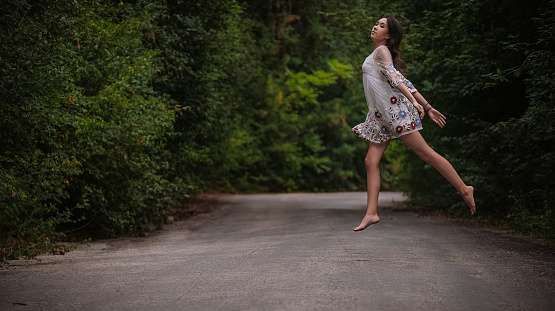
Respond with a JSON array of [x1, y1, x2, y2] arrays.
[[1, 192, 554, 311]]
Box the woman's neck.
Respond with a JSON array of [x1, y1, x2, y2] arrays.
[[372, 40, 387, 50]]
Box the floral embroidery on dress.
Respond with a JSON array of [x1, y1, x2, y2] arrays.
[[381, 62, 404, 87], [415, 118, 422, 126], [351, 45, 423, 143], [406, 79, 418, 93]]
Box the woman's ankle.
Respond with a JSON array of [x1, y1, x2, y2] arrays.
[[458, 185, 472, 196]]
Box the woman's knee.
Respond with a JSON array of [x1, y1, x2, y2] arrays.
[[364, 141, 388, 170], [364, 156, 380, 170]]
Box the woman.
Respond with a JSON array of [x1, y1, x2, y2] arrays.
[[352, 15, 475, 231]]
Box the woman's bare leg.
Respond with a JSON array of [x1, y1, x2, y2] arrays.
[[400, 132, 476, 214], [354, 140, 390, 231]]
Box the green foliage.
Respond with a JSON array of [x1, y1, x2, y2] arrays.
[[1, 0, 81, 260], [64, 1, 184, 236], [228, 60, 356, 192], [143, 0, 257, 192]]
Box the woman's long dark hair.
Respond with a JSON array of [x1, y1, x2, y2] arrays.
[[383, 14, 407, 74]]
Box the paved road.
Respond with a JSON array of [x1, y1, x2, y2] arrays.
[[1, 192, 554, 310]]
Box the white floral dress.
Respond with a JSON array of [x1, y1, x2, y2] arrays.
[[352, 45, 422, 143]]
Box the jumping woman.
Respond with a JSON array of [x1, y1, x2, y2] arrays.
[[352, 14, 476, 231]]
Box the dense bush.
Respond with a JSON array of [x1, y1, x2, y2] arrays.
[[1, 0, 82, 259]]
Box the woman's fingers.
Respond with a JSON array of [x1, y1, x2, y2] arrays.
[[428, 109, 447, 128], [435, 116, 446, 128]]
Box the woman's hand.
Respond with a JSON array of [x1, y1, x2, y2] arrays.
[[413, 102, 425, 119], [428, 108, 446, 128]]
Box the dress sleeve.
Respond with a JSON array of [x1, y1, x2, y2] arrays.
[[374, 46, 418, 93], [405, 79, 418, 94]]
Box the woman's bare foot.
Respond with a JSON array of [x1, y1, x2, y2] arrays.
[[460, 186, 476, 215], [353, 214, 380, 231]]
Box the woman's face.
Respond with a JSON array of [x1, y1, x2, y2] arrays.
[[371, 17, 390, 43]]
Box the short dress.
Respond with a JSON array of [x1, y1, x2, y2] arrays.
[[352, 45, 423, 143]]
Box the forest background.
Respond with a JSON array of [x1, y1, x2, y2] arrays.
[[1, 0, 554, 260]]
